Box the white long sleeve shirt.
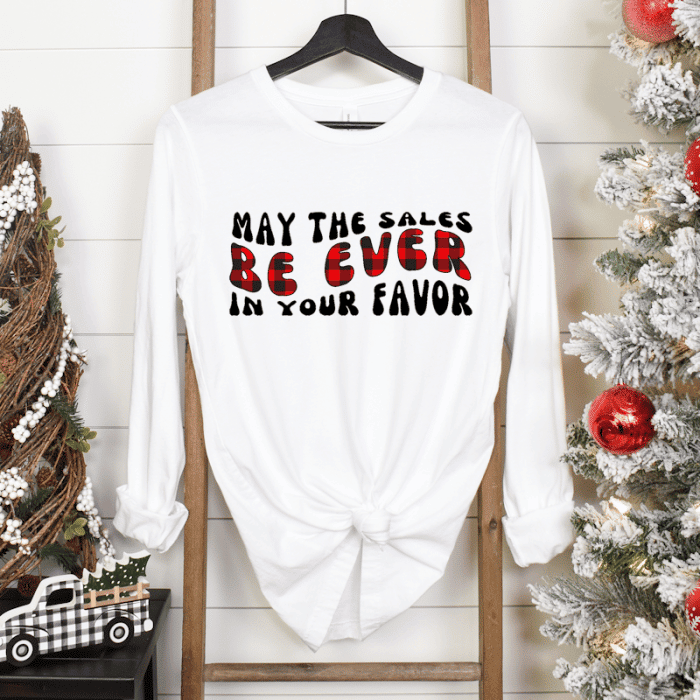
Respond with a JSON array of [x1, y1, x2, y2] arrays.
[[113, 65, 574, 651]]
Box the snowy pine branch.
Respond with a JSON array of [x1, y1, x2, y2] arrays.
[[596, 249, 649, 284], [624, 63, 700, 133], [531, 574, 669, 648], [535, 5, 700, 696]]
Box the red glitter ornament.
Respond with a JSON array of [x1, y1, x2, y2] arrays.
[[622, 0, 678, 43], [587, 384, 656, 455], [686, 579, 700, 639], [685, 139, 700, 197]]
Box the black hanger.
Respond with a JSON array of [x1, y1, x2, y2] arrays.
[[266, 14, 424, 130]]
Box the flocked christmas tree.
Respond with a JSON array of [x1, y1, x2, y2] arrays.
[[531, 1, 700, 697], [0, 107, 115, 595]]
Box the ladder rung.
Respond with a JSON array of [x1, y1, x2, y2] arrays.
[[204, 661, 481, 683]]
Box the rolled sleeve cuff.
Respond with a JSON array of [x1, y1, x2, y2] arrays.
[[502, 500, 575, 567], [113, 485, 189, 554]]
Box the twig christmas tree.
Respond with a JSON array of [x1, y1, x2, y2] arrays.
[[531, 2, 700, 697], [0, 107, 114, 594]]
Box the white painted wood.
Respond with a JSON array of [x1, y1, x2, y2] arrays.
[[54, 240, 141, 334], [541, 143, 638, 240], [0, 50, 191, 145], [73, 334, 134, 427], [38, 145, 152, 240], [217, 0, 345, 47], [347, 0, 468, 47], [556, 237, 622, 328], [0, 1, 192, 49], [490, 0, 618, 47], [492, 46, 683, 144], [73, 333, 185, 428]]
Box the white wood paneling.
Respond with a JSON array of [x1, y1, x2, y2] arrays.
[[217, 0, 345, 47], [74, 333, 185, 428], [492, 46, 681, 144], [347, 0, 468, 47], [0, 1, 192, 49], [74, 334, 135, 427], [541, 143, 628, 240], [38, 145, 152, 240], [54, 240, 141, 334], [0, 49, 191, 145], [490, 0, 618, 46], [556, 237, 622, 328]]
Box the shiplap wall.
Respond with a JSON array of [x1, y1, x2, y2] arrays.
[[1, 0, 678, 697]]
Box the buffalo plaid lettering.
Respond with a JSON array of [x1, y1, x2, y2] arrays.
[[432, 230, 471, 281], [268, 252, 297, 296], [325, 242, 354, 287], [360, 232, 391, 277], [397, 229, 427, 271], [230, 243, 262, 292]]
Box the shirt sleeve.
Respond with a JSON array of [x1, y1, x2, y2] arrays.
[[113, 106, 202, 553], [496, 113, 575, 567]]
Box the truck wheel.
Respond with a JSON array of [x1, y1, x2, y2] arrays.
[[104, 617, 134, 648], [7, 633, 38, 667]]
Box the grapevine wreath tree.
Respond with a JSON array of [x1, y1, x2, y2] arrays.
[[531, 1, 700, 697], [0, 107, 114, 596]]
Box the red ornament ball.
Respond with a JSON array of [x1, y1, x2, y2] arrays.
[[587, 384, 656, 455], [685, 139, 700, 197], [622, 0, 678, 43], [686, 579, 700, 639]]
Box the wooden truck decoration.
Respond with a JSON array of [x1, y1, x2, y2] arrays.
[[0, 551, 152, 667]]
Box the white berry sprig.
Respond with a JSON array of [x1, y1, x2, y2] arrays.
[[12, 314, 85, 443], [0, 511, 31, 555], [0, 467, 27, 506], [0, 160, 37, 250], [76, 477, 115, 560], [0, 472, 31, 556]]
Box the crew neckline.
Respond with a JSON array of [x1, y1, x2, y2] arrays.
[[250, 64, 441, 145]]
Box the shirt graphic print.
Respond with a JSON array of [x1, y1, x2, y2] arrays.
[[113, 65, 575, 651]]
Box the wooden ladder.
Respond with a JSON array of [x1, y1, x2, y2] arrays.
[[181, 2, 501, 698]]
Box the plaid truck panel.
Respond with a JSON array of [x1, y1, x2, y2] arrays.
[[0, 576, 150, 663]]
